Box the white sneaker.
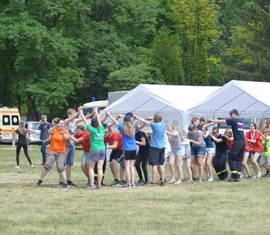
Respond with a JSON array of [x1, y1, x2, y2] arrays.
[[252, 175, 257, 178], [257, 172, 261, 178], [14, 166, 20, 169], [31, 165, 34, 168], [204, 175, 209, 181], [240, 174, 244, 179], [208, 177, 213, 182]]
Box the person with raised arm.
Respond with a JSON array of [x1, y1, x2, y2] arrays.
[[106, 110, 137, 188], [80, 107, 105, 190], [35, 119, 70, 188], [206, 109, 244, 182], [134, 113, 166, 186]]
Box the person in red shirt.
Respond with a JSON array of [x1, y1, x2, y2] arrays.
[[241, 132, 251, 179], [246, 122, 262, 178], [68, 125, 90, 187], [104, 127, 125, 187]]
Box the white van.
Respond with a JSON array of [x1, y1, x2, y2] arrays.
[[0, 107, 21, 143], [83, 100, 108, 115]]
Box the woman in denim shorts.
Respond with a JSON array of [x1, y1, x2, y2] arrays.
[[187, 124, 206, 182]]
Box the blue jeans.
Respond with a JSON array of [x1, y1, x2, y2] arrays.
[[41, 140, 50, 165]]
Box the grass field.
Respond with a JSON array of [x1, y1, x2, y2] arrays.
[[0, 144, 270, 235]]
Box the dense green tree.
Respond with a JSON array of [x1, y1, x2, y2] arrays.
[[222, 0, 270, 81], [147, 25, 184, 85], [172, 0, 221, 85]]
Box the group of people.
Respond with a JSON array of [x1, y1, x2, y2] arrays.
[[14, 106, 270, 189]]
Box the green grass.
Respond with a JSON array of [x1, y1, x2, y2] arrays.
[[0, 144, 269, 235]]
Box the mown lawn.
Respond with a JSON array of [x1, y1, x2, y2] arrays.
[[0, 144, 269, 235]]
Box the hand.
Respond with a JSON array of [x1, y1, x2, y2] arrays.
[[106, 109, 110, 116], [78, 106, 83, 112], [118, 114, 124, 118]]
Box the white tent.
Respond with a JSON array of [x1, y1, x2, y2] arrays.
[[187, 80, 270, 121], [101, 84, 220, 131]]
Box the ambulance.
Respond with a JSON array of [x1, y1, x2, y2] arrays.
[[0, 107, 21, 143]]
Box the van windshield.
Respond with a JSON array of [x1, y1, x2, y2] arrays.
[[84, 107, 105, 115], [218, 118, 253, 130]]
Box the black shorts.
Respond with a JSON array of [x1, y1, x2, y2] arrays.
[[124, 150, 137, 160], [149, 147, 165, 166], [110, 150, 124, 163]]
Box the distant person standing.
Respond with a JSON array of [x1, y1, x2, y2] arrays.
[[14, 121, 34, 169], [36, 115, 51, 165], [208, 109, 245, 182]]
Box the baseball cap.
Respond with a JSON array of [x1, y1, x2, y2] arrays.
[[188, 124, 197, 131], [229, 109, 239, 115], [91, 118, 98, 124], [124, 112, 133, 121]]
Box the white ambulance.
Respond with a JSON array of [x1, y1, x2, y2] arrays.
[[0, 107, 21, 143]]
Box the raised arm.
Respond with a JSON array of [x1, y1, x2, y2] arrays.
[[106, 110, 120, 126], [79, 107, 88, 126], [133, 115, 150, 126]]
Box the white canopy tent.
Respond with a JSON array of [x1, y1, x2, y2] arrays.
[[187, 80, 270, 124], [101, 84, 220, 131]]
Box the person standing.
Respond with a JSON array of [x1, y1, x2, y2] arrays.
[[80, 108, 105, 190], [135, 125, 150, 185], [14, 121, 34, 169], [68, 125, 91, 187], [36, 115, 51, 165], [208, 109, 245, 182], [107, 111, 137, 188], [104, 127, 124, 187], [246, 122, 262, 178], [166, 122, 183, 184], [210, 127, 229, 180], [134, 113, 166, 186], [35, 119, 70, 188], [187, 124, 206, 182]]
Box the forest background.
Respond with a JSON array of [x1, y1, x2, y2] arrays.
[[0, 0, 269, 120]]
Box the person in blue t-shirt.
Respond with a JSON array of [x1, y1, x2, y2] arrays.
[[207, 109, 245, 182], [134, 113, 166, 187], [106, 110, 137, 188]]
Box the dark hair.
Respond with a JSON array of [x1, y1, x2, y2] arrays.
[[250, 122, 257, 129], [212, 127, 219, 132]]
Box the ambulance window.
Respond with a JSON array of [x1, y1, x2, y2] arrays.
[[12, 115, 19, 125], [3, 115, 10, 125]]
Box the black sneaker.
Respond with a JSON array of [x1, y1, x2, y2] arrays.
[[160, 181, 165, 186], [111, 180, 121, 187], [67, 180, 77, 187], [36, 179, 42, 187], [246, 176, 251, 179], [58, 181, 64, 188], [62, 183, 69, 189]]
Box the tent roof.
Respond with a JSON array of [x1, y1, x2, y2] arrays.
[[187, 80, 270, 118], [102, 84, 220, 115]]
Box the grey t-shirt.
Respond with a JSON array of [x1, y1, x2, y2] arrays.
[[167, 131, 181, 151]]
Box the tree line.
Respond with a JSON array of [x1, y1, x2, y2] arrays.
[[0, 0, 269, 120]]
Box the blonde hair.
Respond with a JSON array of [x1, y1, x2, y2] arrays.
[[167, 122, 175, 130], [41, 114, 47, 119], [123, 121, 134, 137], [180, 131, 187, 137], [224, 128, 233, 137], [67, 108, 76, 115], [17, 121, 27, 135]]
